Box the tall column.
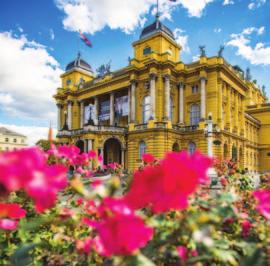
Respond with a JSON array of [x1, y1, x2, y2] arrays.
[[84, 140, 88, 153], [150, 74, 156, 120], [164, 75, 171, 120], [94, 97, 99, 125], [130, 81, 136, 123], [67, 101, 73, 130], [200, 78, 206, 120], [80, 101, 84, 128], [57, 104, 62, 131], [87, 139, 93, 151], [110, 93, 115, 126], [179, 83, 184, 124], [121, 149, 125, 168]]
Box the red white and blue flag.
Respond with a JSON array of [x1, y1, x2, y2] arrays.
[[79, 31, 92, 48]]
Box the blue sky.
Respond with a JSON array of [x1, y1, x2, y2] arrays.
[[0, 0, 269, 144]]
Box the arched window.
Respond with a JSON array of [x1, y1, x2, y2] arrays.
[[224, 143, 228, 159], [190, 104, 200, 126], [232, 145, 237, 161], [139, 141, 146, 159], [169, 96, 173, 121], [142, 96, 151, 123], [172, 142, 180, 152], [188, 142, 196, 155]]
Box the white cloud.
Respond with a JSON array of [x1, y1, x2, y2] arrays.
[[248, 0, 266, 9], [192, 54, 200, 62], [173, 28, 190, 53], [0, 123, 57, 146], [177, 0, 214, 17], [223, 0, 234, 5], [56, 0, 214, 34], [49, 29, 55, 40], [227, 26, 270, 65], [214, 28, 222, 33], [0, 93, 14, 105], [17, 27, 24, 33], [0, 31, 63, 122]]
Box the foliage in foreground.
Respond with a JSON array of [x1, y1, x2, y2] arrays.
[[0, 145, 269, 266]]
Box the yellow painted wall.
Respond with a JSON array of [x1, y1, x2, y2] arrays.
[[54, 25, 270, 172]]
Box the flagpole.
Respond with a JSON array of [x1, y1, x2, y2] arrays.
[[156, 0, 159, 19]]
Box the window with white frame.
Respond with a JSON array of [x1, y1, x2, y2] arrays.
[[188, 142, 196, 155], [139, 141, 146, 159], [190, 104, 200, 126]]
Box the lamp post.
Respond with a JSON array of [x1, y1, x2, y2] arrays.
[[205, 113, 218, 182]]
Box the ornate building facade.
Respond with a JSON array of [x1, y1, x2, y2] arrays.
[[54, 18, 270, 172]]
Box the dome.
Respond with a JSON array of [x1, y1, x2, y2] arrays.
[[65, 53, 93, 73], [140, 19, 175, 40]]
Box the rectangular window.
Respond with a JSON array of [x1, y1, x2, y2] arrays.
[[192, 85, 199, 94], [143, 47, 151, 55], [84, 104, 95, 125], [115, 95, 129, 117], [99, 100, 110, 121]]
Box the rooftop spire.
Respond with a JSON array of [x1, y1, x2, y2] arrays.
[[48, 121, 53, 144]]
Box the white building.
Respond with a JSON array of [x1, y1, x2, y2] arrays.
[[0, 127, 28, 151]]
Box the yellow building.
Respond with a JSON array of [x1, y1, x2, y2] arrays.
[[54, 18, 270, 173], [0, 127, 27, 151]]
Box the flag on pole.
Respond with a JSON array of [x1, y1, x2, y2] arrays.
[[79, 30, 92, 47], [169, 0, 177, 2]]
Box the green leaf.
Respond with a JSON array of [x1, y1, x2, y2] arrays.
[[240, 248, 266, 266], [125, 254, 156, 266], [10, 243, 40, 266]]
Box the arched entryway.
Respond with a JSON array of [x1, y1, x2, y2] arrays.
[[76, 140, 84, 154], [172, 142, 180, 152], [104, 138, 122, 165]]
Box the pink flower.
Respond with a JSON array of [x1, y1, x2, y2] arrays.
[[177, 246, 188, 262], [97, 155, 103, 162], [124, 151, 212, 213], [142, 154, 155, 164], [59, 208, 74, 219], [76, 198, 84, 206], [0, 147, 68, 213], [76, 237, 92, 254], [0, 148, 45, 192], [220, 176, 228, 186], [191, 249, 199, 257], [83, 198, 153, 256], [25, 164, 67, 213], [0, 219, 18, 230], [0, 203, 26, 231], [88, 150, 97, 159], [241, 220, 252, 238], [253, 189, 270, 220], [0, 203, 27, 219]]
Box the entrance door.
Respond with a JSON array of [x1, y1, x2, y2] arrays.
[[76, 140, 84, 154], [104, 138, 121, 165]]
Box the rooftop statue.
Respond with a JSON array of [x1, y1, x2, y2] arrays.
[[199, 45, 206, 57], [218, 45, 225, 57], [96, 61, 111, 78]]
